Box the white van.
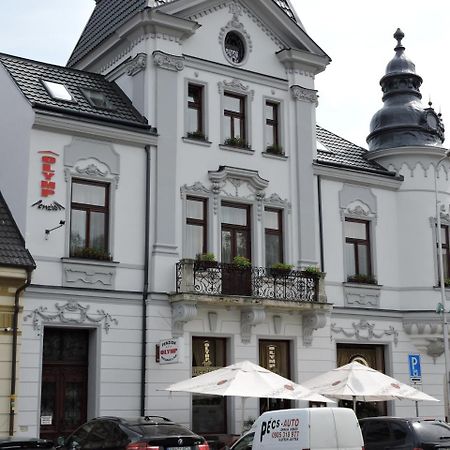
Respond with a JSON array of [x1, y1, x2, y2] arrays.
[[230, 407, 364, 450]]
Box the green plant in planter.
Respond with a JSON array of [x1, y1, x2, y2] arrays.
[[347, 273, 377, 284], [72, 247, 112, 261], [186, 130, 207, 141], [271, 262, 294, 271], [223, 137, 251, 149], [232, 255, 252, 269], [266, 144, 284, 155], [196, 252, 216, 262], [303, 265, 321, 275]]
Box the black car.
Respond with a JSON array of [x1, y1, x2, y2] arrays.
[[359, 416, 450, 450], [0, 438, 55, 450], [58, 416, 210, 450]]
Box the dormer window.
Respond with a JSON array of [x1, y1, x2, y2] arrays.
[[42, 80, 74, 102], [81, 88, 114, 110]]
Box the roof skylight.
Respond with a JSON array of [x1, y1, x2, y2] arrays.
[[42, 80, 74, 102], [81, 88, 114, 110]]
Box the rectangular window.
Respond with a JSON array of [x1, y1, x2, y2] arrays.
[[265, 208, 283, 267], [345, 218, 372, 281], [187, 84, 204, 138], [70, 179, 109, 259], [265, 101, 281, 154], [186, 196, 207, 258], [223, 92, 246, 144]]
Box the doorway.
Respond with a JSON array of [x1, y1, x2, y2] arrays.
[[259, 340, 292, 414], [221, 202, 251, 295], [336, 343, 387, 418], [40, 328, 89, 440]]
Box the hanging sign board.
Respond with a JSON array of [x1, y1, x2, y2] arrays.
[[159, 338, 180, 364]]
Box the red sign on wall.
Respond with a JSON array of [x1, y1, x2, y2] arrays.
[[31, 151, 65, 211], [39, 150, 58, 197]]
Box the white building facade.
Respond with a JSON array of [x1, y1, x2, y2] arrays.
[[0, 0, 448, 441]]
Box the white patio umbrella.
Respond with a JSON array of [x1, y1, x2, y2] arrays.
[[164, 360, 333, 426], [302, 361, 438, 411]]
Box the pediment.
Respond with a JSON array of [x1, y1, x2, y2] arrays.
[[156, 0, 328, 60]]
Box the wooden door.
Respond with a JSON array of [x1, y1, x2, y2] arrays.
[[40, 328, 89, 440]]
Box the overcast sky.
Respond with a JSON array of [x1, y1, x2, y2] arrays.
[[0, 0, 447, 148]]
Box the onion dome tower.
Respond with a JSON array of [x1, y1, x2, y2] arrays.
[[367, 29, 444, 150]]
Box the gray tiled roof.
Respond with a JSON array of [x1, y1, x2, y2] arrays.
[[316, 125, 395, 176], [0, 53, 151, 130], [67, 0, 298, 67], [0, 191, 35, 269]]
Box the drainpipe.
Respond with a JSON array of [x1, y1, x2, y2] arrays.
[[9, 269, 32, 436], [141, 145, 151, 416], [317, 175, 325, 272]]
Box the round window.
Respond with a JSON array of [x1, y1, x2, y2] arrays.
[[224, 31, 246, 64]]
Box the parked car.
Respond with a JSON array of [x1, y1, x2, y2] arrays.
[[0, 438, 54, 450], [57, 416, 210, 450], [359, 416, 450, 450], [228, 431, 254, 450]]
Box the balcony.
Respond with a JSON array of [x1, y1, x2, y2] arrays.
[[170, 259, 330, 345], [176, 259, 324, 301]]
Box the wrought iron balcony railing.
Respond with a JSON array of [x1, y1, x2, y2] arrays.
[[175, 259, 324, 303]]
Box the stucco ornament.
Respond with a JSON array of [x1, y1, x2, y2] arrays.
[[172, 302, 198, 337], [219, 2, 252, 65], [302, 311, 327, 346], [241, 307, 266, 343], [153, 50, 184, 72], [331, 319, 398, 346], [218, 79, 254, 100], [127, 53, 147, 76], [290, 85, 319, 106], [23, 300, 118, 335]]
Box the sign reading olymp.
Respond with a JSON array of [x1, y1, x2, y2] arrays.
[[159, 338, 180, 364]]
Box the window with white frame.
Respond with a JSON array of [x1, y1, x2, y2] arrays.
[[223, 92, 247, 148], [70, 179, 110, 260]]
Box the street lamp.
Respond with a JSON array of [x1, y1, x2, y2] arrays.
[[434, 149, 450, 421]]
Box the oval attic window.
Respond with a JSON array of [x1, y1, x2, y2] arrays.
[[224, 31, 245, 64]]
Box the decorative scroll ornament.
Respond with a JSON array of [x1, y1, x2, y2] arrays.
[[290, 85, 319, 106], [302, 311, 327, 346], [218, 79, 254, 100], [75, 163, 108, 178], [127, 53, 147, 76], [153, 50, 185, 72], [23, 300, 118, 335], [172, 302, 198, 337], [180, 182, 211, 198], [241, 307, 266, 343], [331, 319, 398, 346]]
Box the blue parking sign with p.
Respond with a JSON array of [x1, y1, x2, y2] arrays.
[[408, 354, 422, 382]]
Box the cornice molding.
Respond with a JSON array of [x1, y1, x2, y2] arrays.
[[313, 163, 403, 191], [33, 113, 157, 147]]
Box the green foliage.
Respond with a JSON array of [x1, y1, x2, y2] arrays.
[[196, 252, 216, 262], [72, 247, 112, 261], [186, 130, 207, 140], [303, 265, 321, 274], [232, 255, 252, 268], [266, 144, 284, 155], [223, 137, 251, 149], [271, 262, 294, 270], [347, 273, 377, 284]]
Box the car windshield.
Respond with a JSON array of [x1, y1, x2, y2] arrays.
[[413, 421, 450, 442], [129, 424, 196, 437]]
